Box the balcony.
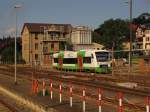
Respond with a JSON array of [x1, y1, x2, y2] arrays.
[[47, 28, 65, 32], [43, 37, 67, 42]]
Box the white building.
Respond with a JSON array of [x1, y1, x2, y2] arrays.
[[71, 26, 92, 50], [135, 23, 150, 55], [92, 42, 104, 50], [143, 24, 150, 50]]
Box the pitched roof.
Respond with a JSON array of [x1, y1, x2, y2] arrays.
[[142, 23, 150, 29], [21, 23, 72, 34], [138, 23, 150, 30]]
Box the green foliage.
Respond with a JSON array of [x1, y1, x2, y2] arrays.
[[1, 43, 14, 64], [66, 41, 73, 51], [0, 37, 25, 64], [93, 13, 150, 50], [94, 18, 130, 50], [133, 12, 150, 25], [59, 42, 66, 50], [92, 31, 100, 43], [38, 90, 50, 96]]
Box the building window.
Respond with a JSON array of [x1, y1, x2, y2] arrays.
[[35, 33, 38, 40], [146, 37, 149, 41], [43, 47, 48, 53], [51, 43, 54, 49], [35, 43, 38, 50], [148, 37, 150, 41], [63, 58, 77, 64], [35, 54, 38, 60]]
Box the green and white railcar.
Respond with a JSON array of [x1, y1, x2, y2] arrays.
[[52, 50, 112, 73]]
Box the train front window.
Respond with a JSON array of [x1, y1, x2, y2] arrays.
[[95, 52, 109, 62]]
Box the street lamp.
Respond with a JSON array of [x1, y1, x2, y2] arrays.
[[126, 0, 133, 75], [14, 4, 21, 84], [125, 0, 132, 73]]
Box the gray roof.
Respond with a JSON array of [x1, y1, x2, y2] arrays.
[[21, 23, 72, 34]]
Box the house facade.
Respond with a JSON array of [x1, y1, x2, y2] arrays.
[[135, 24, 150, 55], [21, 23, 72, 66]]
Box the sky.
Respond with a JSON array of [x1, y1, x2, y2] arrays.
[[0, 0, 150, 37]]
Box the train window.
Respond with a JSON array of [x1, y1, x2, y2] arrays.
[[95, 52, 109, 62], [63, 58, 77, 64], [54, 58, 58, 63], [83, 57, 91, 63]]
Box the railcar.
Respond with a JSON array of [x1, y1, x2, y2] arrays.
[[52, 50, 112, 73]]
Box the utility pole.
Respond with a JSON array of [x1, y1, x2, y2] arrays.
[[129, 0, 132, 70], [14, 4, 21, 84], [112, 41, 115, 76]]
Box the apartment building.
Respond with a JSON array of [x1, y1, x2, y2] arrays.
[[21, 23, 72, 65], [71, 26, 92, 50], [135, 23, 150, 54]]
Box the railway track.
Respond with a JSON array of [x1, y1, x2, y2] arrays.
[[0, 99, 19, 112], [3, 65, 150, 87], [0, 65, 150, 96], [0, 65, 149, 111]]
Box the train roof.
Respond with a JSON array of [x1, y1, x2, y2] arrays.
[[53, 49, 110, 57], [53, 51, 76, 57]]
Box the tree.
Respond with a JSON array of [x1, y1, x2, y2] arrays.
[[0, 37, 25, 64], [133, 12, 150, 25], [93, 19, 130, 50]]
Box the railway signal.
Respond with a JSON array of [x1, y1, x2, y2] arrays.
[[82, 87, 86, 112], [117, 92, 124, 112], [42, 79, 46, 96], [59, 80, 62, 103], [69, 82, 73, 107], [145, 97, 150, 112], [34, 79, 39, 95], [98, 88, 103, 112], [50, 79, 53, 99]]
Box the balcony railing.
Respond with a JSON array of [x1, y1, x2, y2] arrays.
[[43, 37, 67, 42]]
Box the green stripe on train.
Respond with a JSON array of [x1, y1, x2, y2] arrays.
[[54, 65, 111, 73], [58, 51, 64, 58], [77, 51, 86, 57]]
